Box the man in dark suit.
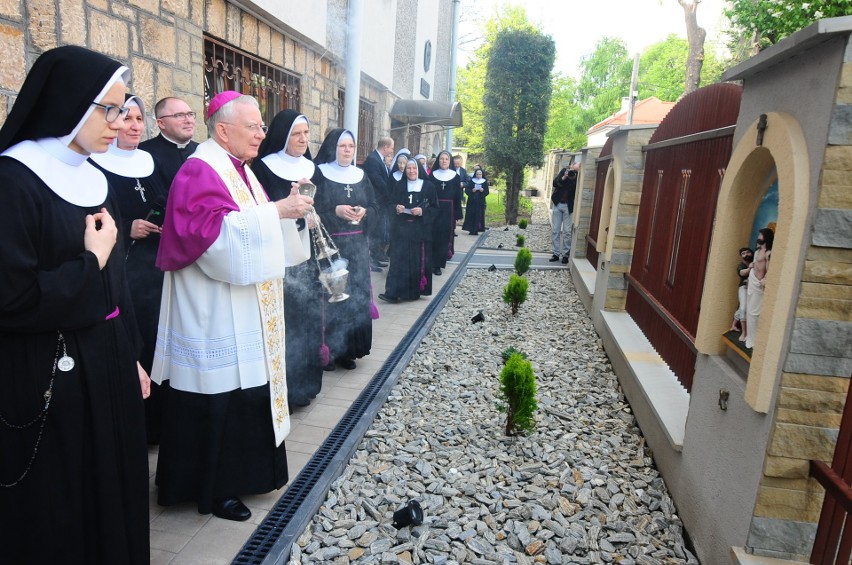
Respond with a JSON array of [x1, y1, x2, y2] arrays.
[[453, 155, 469, 224], [139, 96, 199, 189], [361, 136, 395, 269]]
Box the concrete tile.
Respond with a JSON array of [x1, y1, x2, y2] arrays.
[[309, 395, 354, 408], [150, 503, 211, 537], [286, 440, 319, 455], [242, 488, 284, 512], [300, 402, 346, 427], [335, 374, 374, 390], [288, 450, 313, 477], [150, 548, 176, 565], [169, 517, 256, 565], [324, 385, 364, 401], [288, 423, 331, 444], [150, 529, 192, 553]]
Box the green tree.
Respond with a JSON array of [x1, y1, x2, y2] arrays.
[[638, 34, 727, 101], [484, 28, 555, 224], [725, 0, 852, 55], [544, 74, 586, 152], [575, 37, 633, 132], [455, 6, 536, 157]]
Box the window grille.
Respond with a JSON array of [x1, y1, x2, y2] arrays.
[[203, 35, 301, 126], [337, 89, 376, 163]]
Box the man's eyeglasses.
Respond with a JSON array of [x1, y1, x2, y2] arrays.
[[158, 111, 197, 121], [221, 122, 268, 134], [91, 102, 130, 123]]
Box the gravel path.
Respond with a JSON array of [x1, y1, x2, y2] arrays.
[[290, 266, 697, 565], [482, 199, 553, 254]]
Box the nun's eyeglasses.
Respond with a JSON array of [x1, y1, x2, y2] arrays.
[[91, 102, 130, 123]]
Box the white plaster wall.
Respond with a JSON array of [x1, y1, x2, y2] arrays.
[[251, 0, 328, 46], [411, 1, 439, 99], [361, 0, 397, 87]]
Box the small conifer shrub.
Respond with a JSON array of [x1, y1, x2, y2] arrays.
[[518, 219, 528, 229], [502, 274, 528, 315], [514, 248, 532, 276], [515, 234, 525, 247], [500, 346, 528, 364], [497, 352, 537, 436]]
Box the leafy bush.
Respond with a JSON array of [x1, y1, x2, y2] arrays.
[[518, 219, 528, 229], [497, 353, 537, 436], [500, 346, 528, 364], [502, 274, 528, 315], [515, 234, 525, 247], [514, 248, 532, 276]]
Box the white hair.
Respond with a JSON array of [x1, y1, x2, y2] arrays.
[[207, 95, 259, 134]]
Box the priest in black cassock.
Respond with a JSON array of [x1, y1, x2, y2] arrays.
[[252, 110, 325, 406], [379, 156, 439, 303], [0, 45, 150, 565], [314, 128, 379, 370], [90, 93, 169, 444], [428, 150, 463, 276], [138, 96, 199, 189]]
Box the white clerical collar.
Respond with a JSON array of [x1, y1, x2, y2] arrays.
[[261, 150, 315, 181], [318, 161, 364, 184], [432, 168, 456, 182], [472, 177, 486, 185], [90, 143, 154, 178], [161, 132, 191, 149], [2, 138, 108, 206], [406, 178, 423, 192]]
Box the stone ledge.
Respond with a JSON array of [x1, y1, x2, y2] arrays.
[[571, 256, 596, 298], [730, 546, 808, 565], [600, 310, 688, 450]]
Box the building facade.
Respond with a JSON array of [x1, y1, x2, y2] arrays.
[[0, 0, 456, 160]]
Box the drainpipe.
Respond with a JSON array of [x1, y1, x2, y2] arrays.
[[445, 0, 460, 152], [345, 0, 364, 150]]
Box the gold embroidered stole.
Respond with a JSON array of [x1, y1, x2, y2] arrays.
[[197, 141, 290, 446]]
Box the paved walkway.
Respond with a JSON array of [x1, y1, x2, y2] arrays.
[[148, 230, 564, 564]]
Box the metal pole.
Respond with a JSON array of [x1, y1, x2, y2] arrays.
[[627, 53, 639, 125], [344, 0, 364, 147], [445, 0, 461, 152]]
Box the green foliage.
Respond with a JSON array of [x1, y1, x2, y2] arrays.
[[502, 274, 529, 315], [500, 346, 528, 364], [515, 234, 525, 247], [544, 74, 587, 152], [575, 37, 633, 130], [455, 6, 537, 154], [484, 28, 555, 224], [497, 353, 537, 436], [638, 34, 727, 101], [725, 0, 852, 53], [514, 248, 532, 276], [518, 219, 528, 229]]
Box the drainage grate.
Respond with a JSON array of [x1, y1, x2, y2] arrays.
[[231, 237, 482, 565]]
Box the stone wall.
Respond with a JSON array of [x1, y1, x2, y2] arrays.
[[604, 128, 654, 311], [747, 49, 852, 561], [572, 146, 602, 260], [0, 0, 399, 148]]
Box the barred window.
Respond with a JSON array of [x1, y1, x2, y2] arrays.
[[203, 35, 301, 125]]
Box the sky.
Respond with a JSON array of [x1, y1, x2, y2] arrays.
[[457, 0, 730, 77]]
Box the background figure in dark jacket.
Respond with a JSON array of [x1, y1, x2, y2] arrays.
[[360, 136, 394, 269], [550, 163, 579, 264]]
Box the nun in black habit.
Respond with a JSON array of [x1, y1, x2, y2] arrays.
[[379, 156, 439, 303], [428, 150, 463, 275], [90, 93, 169, 444], [0, 45, 150, 565], [251, 110, 325, 406], [314, 128, 379, 370]]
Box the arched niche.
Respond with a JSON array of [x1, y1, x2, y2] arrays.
[[696, 112, 811, 412]]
